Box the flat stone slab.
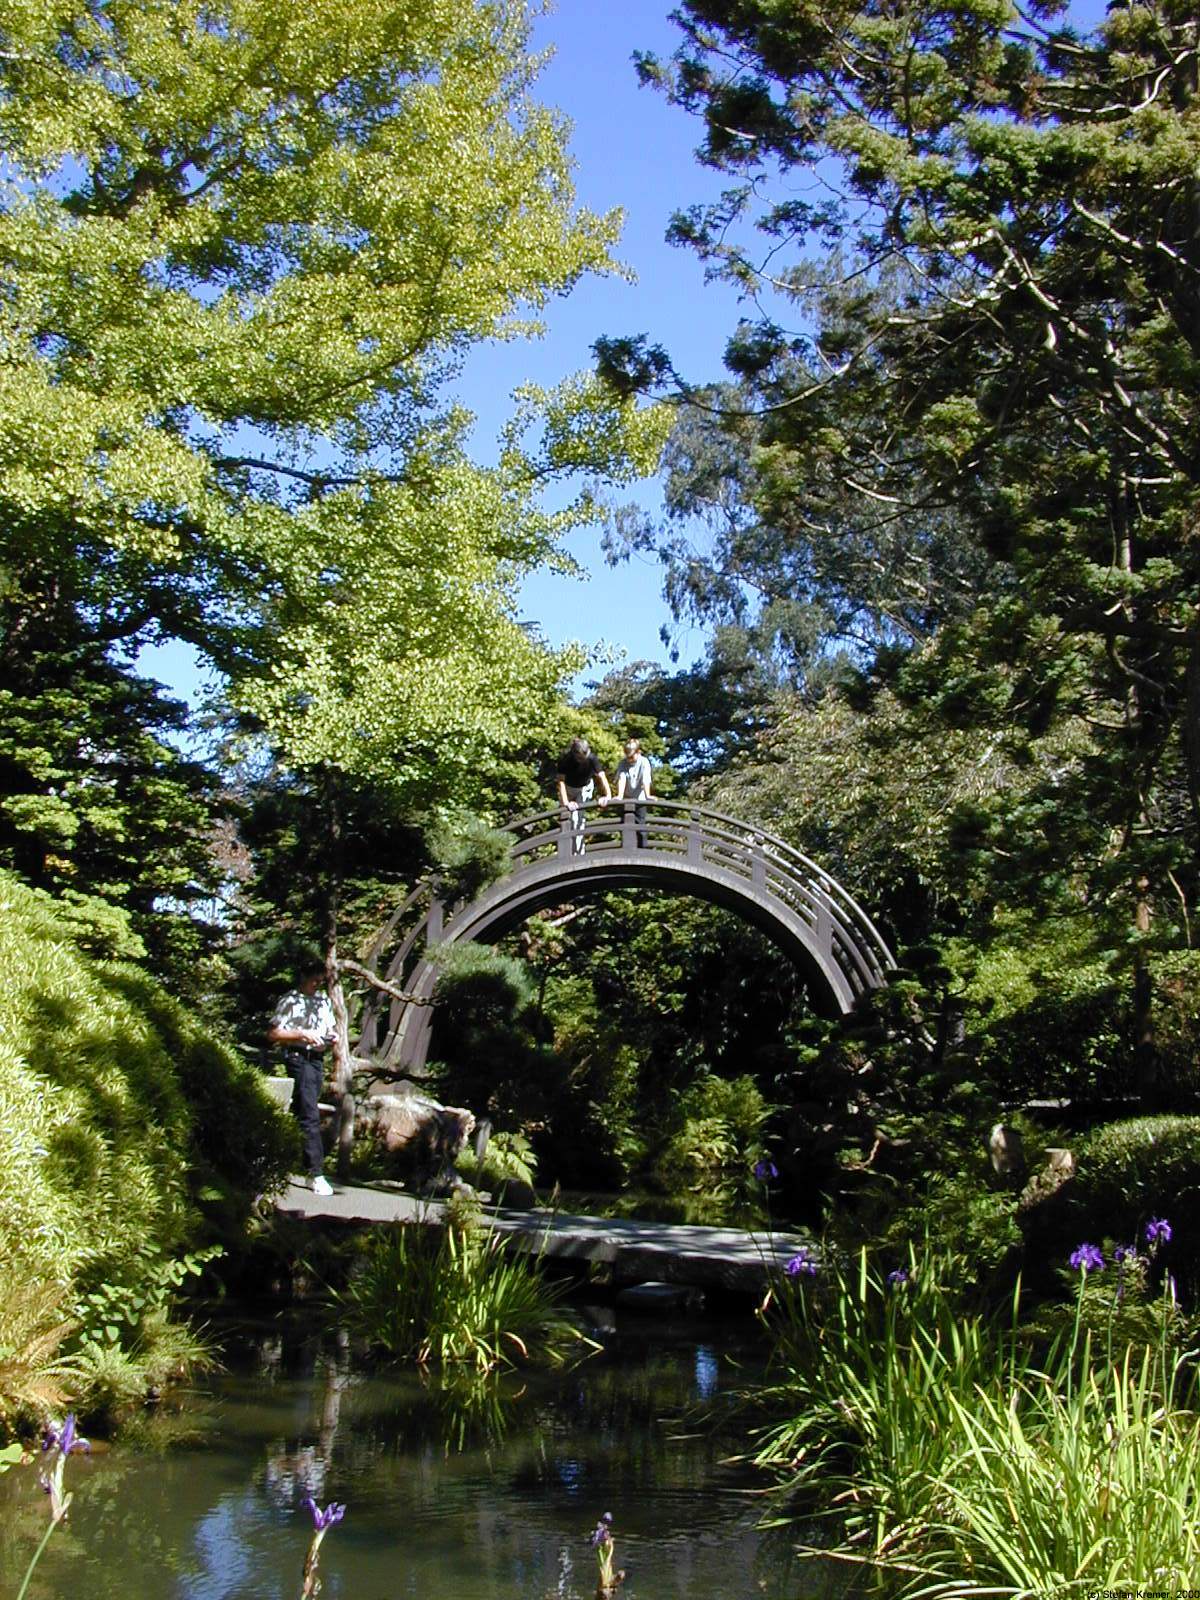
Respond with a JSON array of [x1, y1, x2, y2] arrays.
[[275, 1179, 813, 1294]]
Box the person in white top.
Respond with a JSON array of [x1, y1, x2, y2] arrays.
[[268, 965, 336, 1195], [614, 737, 653, 848]]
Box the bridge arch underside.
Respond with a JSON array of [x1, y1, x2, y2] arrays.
[[387, 853, 875, 1074]]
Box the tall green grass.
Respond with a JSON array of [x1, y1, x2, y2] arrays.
[[341, 1219, 590, 1373], [925, 1342, 1200, 1593], [755, 1245, 1019, 1551], [754, 1241, 1198, 1591]]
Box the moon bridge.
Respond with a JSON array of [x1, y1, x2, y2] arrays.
[[356, 799, 896, 1074]]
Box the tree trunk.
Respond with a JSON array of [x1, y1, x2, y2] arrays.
[[318, 767, 357, 1183], [1183, 623, 1200, 850]]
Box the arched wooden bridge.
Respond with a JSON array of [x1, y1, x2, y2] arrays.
[[356, 799, 895, 1075]]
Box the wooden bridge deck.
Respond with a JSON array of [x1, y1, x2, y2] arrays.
[[276, 1179, 813, 1295]]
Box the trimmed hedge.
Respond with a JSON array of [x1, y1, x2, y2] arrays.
[[1071, 1116, 1200, 1250], [1019, 1116, 1200, 1295]]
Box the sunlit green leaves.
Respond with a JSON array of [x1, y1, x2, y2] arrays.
[[0, 0, 665, 797]]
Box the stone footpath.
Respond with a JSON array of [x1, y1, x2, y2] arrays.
[[275, 1178, 813, 1294]]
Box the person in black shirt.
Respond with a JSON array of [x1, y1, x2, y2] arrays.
[[555, 736, 611, 856]]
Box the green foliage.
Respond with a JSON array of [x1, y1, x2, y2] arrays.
[[430, 942, 534, 1014], [72, 1309, 218, 1420], [623, 0, 1200, 1026], [951, 916, 1134, 1101], [756, 1244, 1008, 1546], [74, 1244, 223, 1360], [0, 872, 291, 1425], [654, 1073, 772, 1221], [424, 889, 813, 1207], [884, 1172, 1022, 1284], [101, 962, 299, 1221], [222, 765, 426, 1055], [340, 1220, 586, 1373], [1026, 1245, 1192, 1360], [0, 0, 669, 824], [0, 1286, 77, 1433], [1148, 952, 1200, 1101], [425, 816, 515, 905], [0, 598, 223, 987], [1065, 1118, 1200, 1282], [926, 1347, 1200, 1594], [755, 1239, 1200, 1586], [457, 1131, 539, 1195]]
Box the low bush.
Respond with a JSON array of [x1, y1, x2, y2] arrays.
[[1062, 1117, 1200, 1291]]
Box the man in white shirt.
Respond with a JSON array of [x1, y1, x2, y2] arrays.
[[614, 737, 653, 848], [268, 966, 336, 1195]]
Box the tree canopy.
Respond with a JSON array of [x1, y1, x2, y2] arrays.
[[605, 0, 1200, 958], [0, 0, 667, 803]]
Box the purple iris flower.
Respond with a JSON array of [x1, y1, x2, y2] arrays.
[[590, 1512, 613, 1548], [1145, 1218, 1172, 1246], [42, 1414, 89, 1457], [754, 1159, 778, 1182], [785, 1249, 818, 1278], [1112, 1244, 1138, 1300], [1069, 1243, 1105, 1272], [303, 1497, 346, 1532], [886, 1268, 909, 1287]]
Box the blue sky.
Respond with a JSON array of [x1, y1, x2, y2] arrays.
[[462, 2, 748, 684]]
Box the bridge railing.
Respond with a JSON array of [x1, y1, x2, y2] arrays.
[[498, 798, 894, 995], [355, 798, 895, 1063]]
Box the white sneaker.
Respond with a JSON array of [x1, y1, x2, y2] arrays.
[[310, 1175, 333, 1197]]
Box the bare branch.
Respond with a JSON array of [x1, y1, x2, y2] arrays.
[[338, 957, 435, 1007]]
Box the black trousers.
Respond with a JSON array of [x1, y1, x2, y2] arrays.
[[623, 799, 648, 848], [283, 1051, 326, 1176]]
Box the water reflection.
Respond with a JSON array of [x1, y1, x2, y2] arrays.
[[0, 1314, 850, 1600]]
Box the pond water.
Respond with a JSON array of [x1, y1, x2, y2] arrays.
[[0, 1311, 850, 1600]]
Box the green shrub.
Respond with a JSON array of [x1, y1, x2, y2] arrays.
[[0, 873, 294, 1424], [340, 1219, 587, 1372], [1062, 1117, 1200, 1286], [101, 965, 299, 1230], [653, 1073, 772, 1220], [430, 941, 534, 1012]]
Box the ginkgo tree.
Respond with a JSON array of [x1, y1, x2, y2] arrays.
[[0, 0, 669, 1154], [0, 0, 664, 723]]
